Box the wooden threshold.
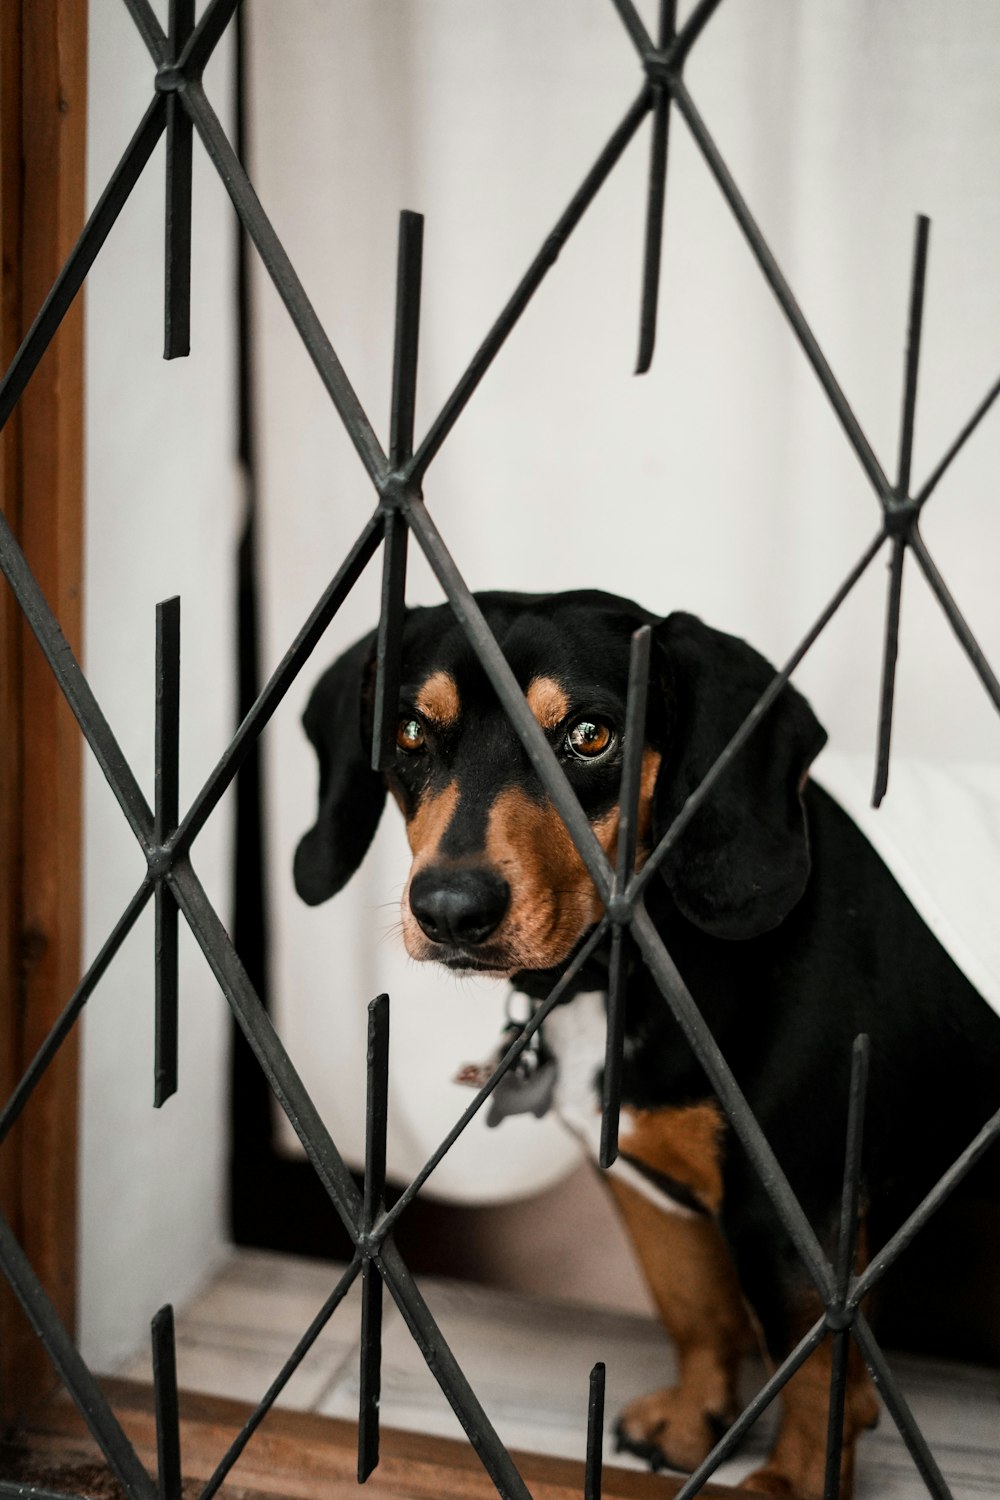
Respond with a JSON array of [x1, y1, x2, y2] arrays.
[[0, 0, 87, 1429], [3, 1378, 764, 1500]]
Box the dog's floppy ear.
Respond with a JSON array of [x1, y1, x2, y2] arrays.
[[652, 612, 827, 940], [294, 629, 386, 905]]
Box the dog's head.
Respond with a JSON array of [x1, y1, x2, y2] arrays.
[[294, 590, 826, 975]]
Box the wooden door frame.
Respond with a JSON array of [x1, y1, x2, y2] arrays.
[[0, 0, 87, 1431], [6, 1379, 728, 1500]]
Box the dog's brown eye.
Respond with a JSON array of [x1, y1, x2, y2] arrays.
[[565, 718, 614, 760], [396, 717, 426, 753]]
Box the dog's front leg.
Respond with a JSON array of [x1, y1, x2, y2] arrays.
[[741, 1331, 879, 1499], [721, 1194, 880, 1500], [607, 1175, 756, 1473]]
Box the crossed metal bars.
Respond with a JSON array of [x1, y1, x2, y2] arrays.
[[2, 2, 1000, 1499]]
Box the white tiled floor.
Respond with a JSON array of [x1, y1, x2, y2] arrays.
[[114, 1249, 1000, 1497]]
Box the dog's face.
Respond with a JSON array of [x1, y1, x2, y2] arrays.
[[384, 594, 664, 975], [295, 590, 827, 973]]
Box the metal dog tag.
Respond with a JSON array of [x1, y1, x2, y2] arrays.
[[486, 1055, 557, 1126], [454, 1004, 558, 1126]]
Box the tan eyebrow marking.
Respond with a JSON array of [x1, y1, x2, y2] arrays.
[[525, 676, 569, 730], [618, 1101, 726, 1215], [415, 671, 461, 727]]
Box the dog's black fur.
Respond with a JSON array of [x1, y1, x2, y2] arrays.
[[295, 589, 1000, 1495]]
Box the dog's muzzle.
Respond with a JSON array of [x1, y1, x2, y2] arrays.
[[408, 865, 510, 949]]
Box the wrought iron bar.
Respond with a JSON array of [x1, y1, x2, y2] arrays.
[[0, 97, 167, 436], [0, 510, 155, 844], [151, 967, 182, 1105], [164, 0, 195, 359], [375, 1240, 533, 1500], [584, 1362, 605, 1500], [835, 1036, 870, 1311], [173, 511, 383, 857], [632, 525, 888, 902], [824, 1332, 851, 1500], [915, 368, 1000, 509], [615, 627, 651, 891], [372, 510, 409, 774], [403, 497, 613, 896], [155, 599, 181, 1106], [177, 0, 244, 84], [168, 859, 364, 1232], [198, 1259, 362, 1500], [181, 81, 387, 485], [600, 926, 628, 1171], [358, 995, 390, 1482], [374, 918, 610, 1242], [872, 216, 929, 805], [0, 1213, 156, 1500], [668, 75, 890, 501], [0, 881, 153, 1148], [154, 601, 181, 864], [600, 625, 650, 1168], [852, 1313, 954, 1500], [120, 0, 168, 64], [673, 1316, 827, 1500], [631, 905, 835, 1301], [151, 1306, 181, 1500], [909, 526, 1000, 713], [897, 217, 929, 501], [389, 211, 423, 468], [609, 0, 653, 58], [3, 8, 999, 1499], [872, 537, 905, 808], [852, 1097, 1000, 1309], [372, 211, 422, 770], [635, 1, 677, 375], [822, 1034, 870, 1500], [671, 0, 729, 70], [408, 87, 653, 482]]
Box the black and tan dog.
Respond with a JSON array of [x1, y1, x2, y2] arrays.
[[295, 588, 1000, 1498]]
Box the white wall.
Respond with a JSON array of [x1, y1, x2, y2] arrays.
[[248, 2, 1000, 1199], [79, 3, 239, 1368]]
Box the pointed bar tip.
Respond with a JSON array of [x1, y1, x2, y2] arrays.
[[585, 1360, 606, 1500]]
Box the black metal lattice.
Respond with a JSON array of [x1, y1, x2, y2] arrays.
[[3, 3, 1000, 1499]]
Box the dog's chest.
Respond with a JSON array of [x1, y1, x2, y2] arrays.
[[541, 990, 699, 1220]]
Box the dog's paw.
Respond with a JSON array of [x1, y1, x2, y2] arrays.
[[614, 1386, 731, 1474], [742, 1455, 858, 1500]]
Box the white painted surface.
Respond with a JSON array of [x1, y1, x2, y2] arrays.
[[247, 3, 1000, 1195], [78, 3, 239, 1367]]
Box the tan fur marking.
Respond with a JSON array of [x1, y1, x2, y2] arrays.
[[525, 676, 569, 729], [400, 782, 461, 958], [404, 782, 459, 864], [609, 1177, 755, 1472], [415, 671, 461, 727], [483, 787, 605, 970], [618, 1101, 726, 1215], [479, 748, 661, 970], [636, 747, 661, 852]]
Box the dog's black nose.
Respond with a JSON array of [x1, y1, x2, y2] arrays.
[[409, 867, 510, 947]]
